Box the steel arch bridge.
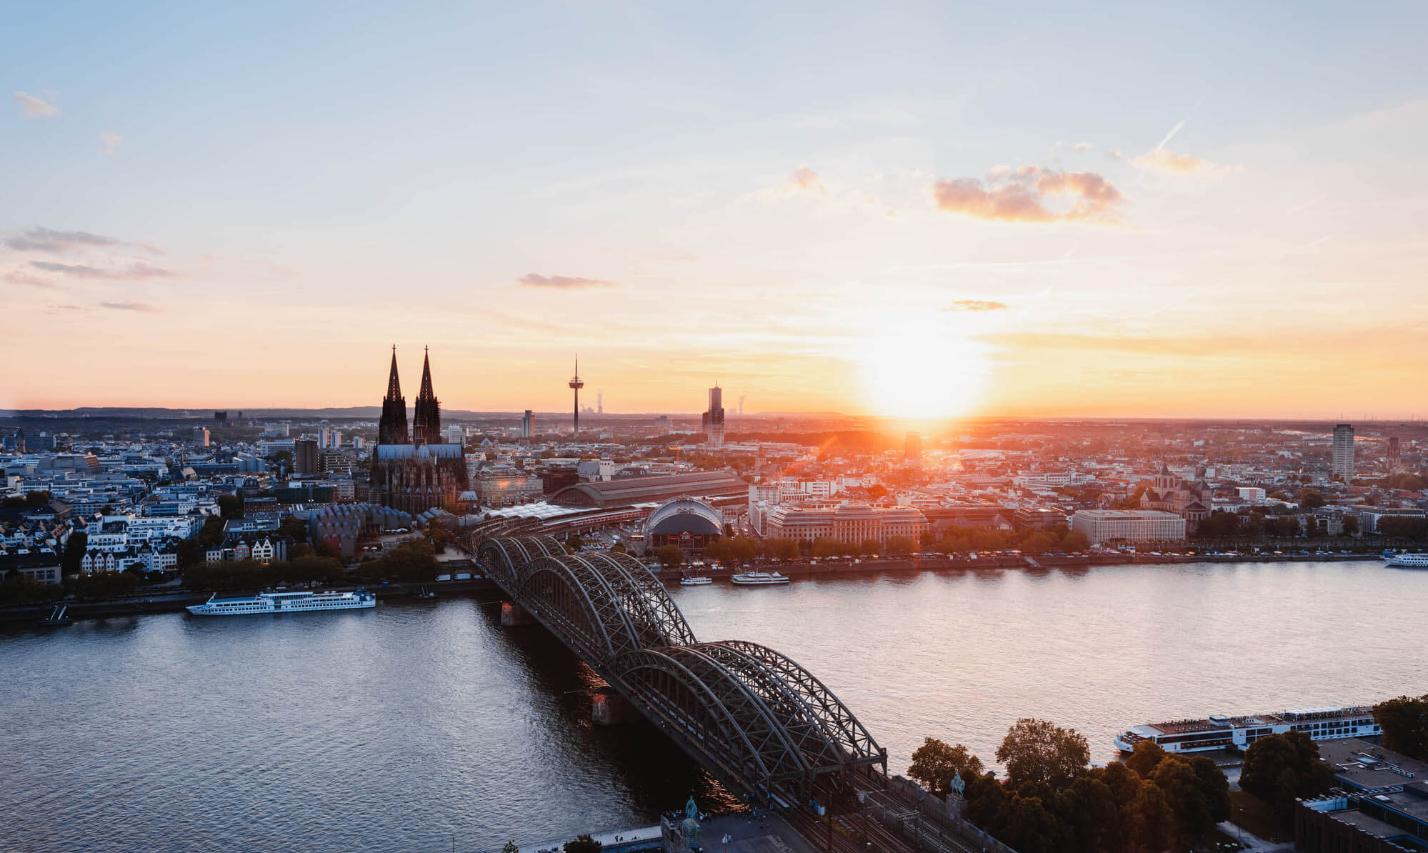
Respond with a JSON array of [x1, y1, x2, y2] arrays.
[[476, 535, 887, 805]]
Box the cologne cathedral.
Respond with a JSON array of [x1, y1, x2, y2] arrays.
[[368, 347, 469, 513]]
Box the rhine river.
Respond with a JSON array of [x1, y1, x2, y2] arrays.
[[3, 560, 1425, 851]]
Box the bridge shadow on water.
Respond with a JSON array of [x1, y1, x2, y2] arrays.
[[473, 598, 744, 818]]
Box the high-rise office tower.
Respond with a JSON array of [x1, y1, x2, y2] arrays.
[[521, 409, 535, 439], [294, 438, 320, 475], [597, 390, 603, 414], [904, 431, 922, 462], [702, 385, 726, 449], [1388, 436, 1402, 473], [1332, 423, 1355, 482], [191, 426, 210, 448]]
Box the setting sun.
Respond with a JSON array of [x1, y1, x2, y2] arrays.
[[852, 312, 991, 420]]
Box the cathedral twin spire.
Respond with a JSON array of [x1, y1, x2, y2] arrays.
[[378, 346, 442, 446]]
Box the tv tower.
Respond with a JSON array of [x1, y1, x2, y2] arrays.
[[568, 356, 584, 438]]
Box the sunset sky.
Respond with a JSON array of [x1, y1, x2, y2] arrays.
[[5, 2, 1428, 419]]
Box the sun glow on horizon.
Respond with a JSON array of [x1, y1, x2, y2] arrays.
[[852, 312, 992, 420]]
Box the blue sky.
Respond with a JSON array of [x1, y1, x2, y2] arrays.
[[6, 2, 1428, 416]]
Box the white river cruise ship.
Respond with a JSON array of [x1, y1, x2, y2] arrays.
[[1114, 705, 1382, 754], [187, 589, 377, 617]]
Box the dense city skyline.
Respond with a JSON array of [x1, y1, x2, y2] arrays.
[[7, 3, 1428, 418]]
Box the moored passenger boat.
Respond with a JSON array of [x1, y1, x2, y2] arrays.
[[731, 571, 789, 586], [1114, 705, 1382, 754], [1384, 551, 1428, 569], [186, 589, 377, 617]]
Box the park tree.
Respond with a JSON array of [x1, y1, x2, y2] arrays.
[[1239, 731, 1333, 826], [727, 536, 759, 563], [885, 535, 916, 556], [1374, 694, 1428, 760], [859, 538, 880, 556], [278, 517, 309, 542], [995, 793, 1070, 853], [703, 539, 733, 564], [996, 718, 1090, 792], [907, 738, 984, 797], [217, 493, 244, 519], [1123, 740, 1167, 778], [1299, 489, 1326, 510], [811, 537, 845, 559], [501, 843, 519, 853], [563, 835, 601, 853], [1052, 775, 1123, 853], [653, 545, 684, 570], [61, 530, 88, 575], [763, 538, 799, 560], [1149, 754, 1228, 840], [1126, 781, 1177, 853]]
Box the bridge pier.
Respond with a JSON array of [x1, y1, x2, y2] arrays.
[[591, 688, 638, 726], [500, 601, 534, 627]]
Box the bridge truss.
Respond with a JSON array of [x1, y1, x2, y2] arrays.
[[476, 535, 887, 805]]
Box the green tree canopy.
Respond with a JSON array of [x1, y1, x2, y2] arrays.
[[217, 493, 244, 519], [563, 835, 601, 853], [908, 737, 985, 798], [62, 530, 88, 575], [1239, 731, 1333, 827], [885, 535, 916, 556], [996, 718, 1090, 792], [1375, 694, 1428, 760], [652, 544, 684, 570], [762, 538, 799, 560]]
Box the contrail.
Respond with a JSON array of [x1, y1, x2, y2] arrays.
[[1155, 120, 1185, 151]]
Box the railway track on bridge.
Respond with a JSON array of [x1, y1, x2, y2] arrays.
[[473, 533, 888, 809]]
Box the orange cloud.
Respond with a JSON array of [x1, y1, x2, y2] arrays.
[[518, 273, 614, 289], [789, 166, 824, 192], [932, 166, 1122, 222], [1134, 147, 1213, 173], [947, 299, 1007, 312]]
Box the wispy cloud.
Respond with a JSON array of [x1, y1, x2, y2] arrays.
[[5, 226, 163, 255], [947, 299, 1008, 312], [99, 132, 122, 155], [30, 260, 175, 281], [932, 166, 1123, 223], [518, 273, 615, 290], [3, 269, 57, 288], [100, 301, 158, 313], [6, 227, 122, 253], [13, 91, 59, 118]]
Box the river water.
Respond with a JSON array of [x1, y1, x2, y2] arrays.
[[3, 560, 1424, 851]]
